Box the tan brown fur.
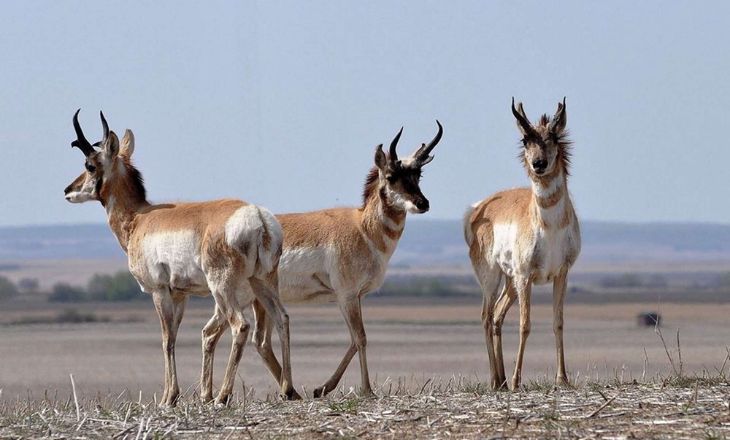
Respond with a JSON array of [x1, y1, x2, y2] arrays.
[[250, 125, 442, 398], [64, 119, 298, 405], [465, 99, 580, 391]]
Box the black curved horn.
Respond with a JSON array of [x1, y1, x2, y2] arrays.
[[389, 126, 403, 161], [100, 111, 109, 142], [511, 97, 534, 135], [415, 120, 443, 162], [549, 97, 567, 133], [71, 109, 95, 156]]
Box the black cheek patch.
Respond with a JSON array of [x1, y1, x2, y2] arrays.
[[94, 177, 104, 203]]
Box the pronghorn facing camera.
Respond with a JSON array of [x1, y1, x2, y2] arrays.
[[239, 122, 444, 398], [63, 111, 299, 406], [464, 99, 580, 390]]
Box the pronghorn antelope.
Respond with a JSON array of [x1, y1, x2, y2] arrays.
[[464, 98, 580, 390], [232, 122, 444, 398], [63, 111, 299, 406]]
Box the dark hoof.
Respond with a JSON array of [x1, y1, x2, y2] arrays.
[[359, 389, 376, 398], [214, 393, 232, 407], [282, 388, 302, 401], [312, 386, 328, 399]]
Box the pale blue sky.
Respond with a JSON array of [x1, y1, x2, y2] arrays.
[[1, 1, 728, 226]]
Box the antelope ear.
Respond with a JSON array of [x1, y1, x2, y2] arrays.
[[104, 131, 120, 158], [549, 97, 567, 134], [121, 129, 135, 157], [374, 144, 388, 171]]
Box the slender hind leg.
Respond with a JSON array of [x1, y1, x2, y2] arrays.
[[493, 278, 517, 390], [249, 275, 300, 400], [200, 305, 228, 403], [314, 294, 371, 397], [215, 305, 250, 406], [475, 267, 503, 390], [312, 342, 357, 398], [252, 300, 283, 386], [553, 269, 569, 386]]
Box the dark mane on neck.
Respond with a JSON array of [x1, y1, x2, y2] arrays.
[[361, 167, 380, 208], [556, 133, 572, 176], [120, 157, 148, 205]]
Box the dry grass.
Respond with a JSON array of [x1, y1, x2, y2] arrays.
[[1, 373, 729, 439]]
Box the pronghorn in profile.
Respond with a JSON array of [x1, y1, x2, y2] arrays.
[[63, 111, 299, 406], [464, 99, 580, 390], [236, 122, 443, 397]]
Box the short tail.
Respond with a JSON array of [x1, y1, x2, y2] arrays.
[[254, 206, 283, 277], [225, 204, 283, 278], [463, 203, 478, 246]]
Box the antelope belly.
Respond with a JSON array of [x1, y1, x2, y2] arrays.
[[142, 230, 207, 291]]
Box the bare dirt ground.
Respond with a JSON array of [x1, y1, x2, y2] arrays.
[[1, 300, 729, 438], [1, 301, 729, 400]]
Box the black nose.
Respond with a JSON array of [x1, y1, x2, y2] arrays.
[[64, 185, 71, 195], [416, 199, 430, 212], [532, 159, 548, 172]]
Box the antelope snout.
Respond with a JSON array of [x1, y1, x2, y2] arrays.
[[414, 198, 430, 213], [531, 159, 548, 174], [64, 185, 83, 203]]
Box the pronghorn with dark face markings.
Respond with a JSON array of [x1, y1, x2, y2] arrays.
[[238, 122, 443, 398], [63, 111, 299, 406], [464, 99, 580, 390]]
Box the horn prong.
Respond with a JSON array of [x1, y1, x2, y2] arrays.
[[414, 119, 443, 163], [71, 109, 95, 156]]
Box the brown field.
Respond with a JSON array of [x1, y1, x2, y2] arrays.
[[1, 299, 730, 438], [1, 300, 728, 402]]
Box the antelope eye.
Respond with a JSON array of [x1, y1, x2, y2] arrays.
[[85, 163, 96, 173], [386, 175, 397, 183]]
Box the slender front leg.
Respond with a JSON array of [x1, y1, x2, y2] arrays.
[[345, 297, 373, 397], [492, 278, 517, 390], [314, 294, 369, 397], [249, 276, 300, 400], [168, 294, 187, 405], [511, 276, 532, 390], [200, 306, 228, 403], [553, 269, 569, 385], [152, 289, 184, 407]]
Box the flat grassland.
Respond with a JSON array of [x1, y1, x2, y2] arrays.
[[1, 300, 729, 438]]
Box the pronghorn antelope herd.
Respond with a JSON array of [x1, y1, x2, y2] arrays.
[[64, 98, 579, 405]]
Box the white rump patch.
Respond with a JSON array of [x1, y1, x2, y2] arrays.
[[225, 205, 283, 276], [463, 203, 478, 245], [225, 205, 263, 248]]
